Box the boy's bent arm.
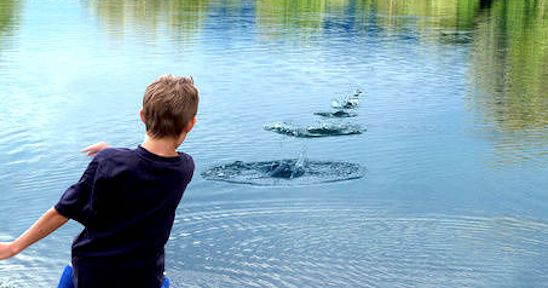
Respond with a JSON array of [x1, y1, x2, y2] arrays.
[[0, 207, 68, 260]]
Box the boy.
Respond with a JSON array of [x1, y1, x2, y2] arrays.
[[0, 75, 198, 287]]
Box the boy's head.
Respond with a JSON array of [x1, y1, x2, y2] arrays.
[[141, 75, 199, 140]]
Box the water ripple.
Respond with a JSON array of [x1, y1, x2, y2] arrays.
[[264, 122, 364, 138], [201, 159, 366, 186], [167, 201, 548, 287]]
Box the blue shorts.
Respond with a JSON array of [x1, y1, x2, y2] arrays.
[[57, 264, 170, 288]]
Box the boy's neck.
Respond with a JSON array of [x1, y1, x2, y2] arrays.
[[141, 134, 181, 157]]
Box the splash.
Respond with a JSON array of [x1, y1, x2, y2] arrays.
[[201, 159, 365, 186], [264, 122, 363, 138], [331, 89, 362, 109], [267, 158, 305, 179], [314, 110, 357, 118]]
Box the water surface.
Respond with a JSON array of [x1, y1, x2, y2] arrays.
[[0, 0, 547, 287]]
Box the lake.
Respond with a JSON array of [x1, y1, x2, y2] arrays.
[[0, 0, 547, 287]]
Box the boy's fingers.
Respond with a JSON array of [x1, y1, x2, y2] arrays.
[[84, 149, 99, 157], [81, 142, 109, 155], [81, 144, 96, 152]]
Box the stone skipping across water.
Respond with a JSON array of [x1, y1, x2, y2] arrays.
[[315, 88, 362, 117], [264, 121, 364, 138], [202, 87, 366, 186], [201, 159, 366, 186], [330, 88, 362, 110]]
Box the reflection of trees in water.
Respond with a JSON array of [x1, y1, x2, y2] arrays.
[[255, 0, 489, 41], [85, 0, 496, 41], [255, 0, 347, 38], [0, 0, 21, 42], [468, 0, 547, 164], [85, 0, 211, 41], [362, 0, 481, 29], [470, 0, 547, 130]]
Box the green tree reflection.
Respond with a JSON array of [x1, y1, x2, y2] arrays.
[[0, 0, 21, 42], [360, 0, 481, 28], [255, 0, 486, 41], [255, 0, 338, 38], [85, 0, 211, 41], [468, 0, 547, 165], [469, 0, 547, 131]]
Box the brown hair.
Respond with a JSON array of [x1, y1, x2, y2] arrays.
[[142, 74, 199, 139]]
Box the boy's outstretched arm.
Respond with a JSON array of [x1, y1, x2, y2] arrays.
[[0, 207, 68, 260], [1, 143, 106, 260]]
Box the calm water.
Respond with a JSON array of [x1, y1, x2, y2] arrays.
[[1, 0, 547, 287]]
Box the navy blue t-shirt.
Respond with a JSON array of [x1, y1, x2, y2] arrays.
[[55, 146, 194, 288]]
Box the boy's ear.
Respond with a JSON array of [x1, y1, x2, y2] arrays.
[[139, 109, 146, 124], [185, 116, 197, 133]]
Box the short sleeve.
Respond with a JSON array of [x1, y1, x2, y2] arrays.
[[186, 154, 195, 182], [54, 157, 100, 224]]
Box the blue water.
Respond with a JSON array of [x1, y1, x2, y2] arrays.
[[0, 0, 547, 287]]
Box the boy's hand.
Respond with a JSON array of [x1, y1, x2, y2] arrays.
[[0, 242, 17, 260], [81, 141, 110, 157]]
